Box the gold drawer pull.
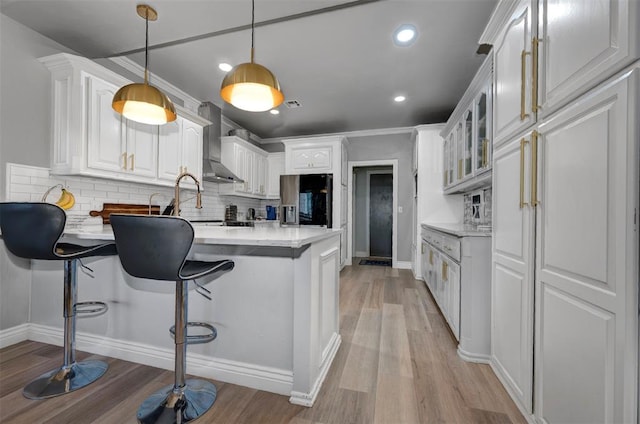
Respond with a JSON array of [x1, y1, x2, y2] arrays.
[[521, 50, 530, 121], [531, 131, 539, 207], [520, 138, 529, 209]]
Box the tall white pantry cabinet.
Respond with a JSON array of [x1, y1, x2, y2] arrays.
[[484, 0, 639, 422]]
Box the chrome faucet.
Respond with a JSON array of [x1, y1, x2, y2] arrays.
[[174, 171, 202, 216]]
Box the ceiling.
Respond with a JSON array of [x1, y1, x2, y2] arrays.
[[1, 0, 497, 140]]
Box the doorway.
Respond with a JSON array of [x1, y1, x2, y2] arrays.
[[368, 171, 393, 258], [347, 160, 398, 267]]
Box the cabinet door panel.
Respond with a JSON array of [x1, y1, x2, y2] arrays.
[[158, 118, 182, 181], [181, 119, 203, 181], [291, 147, 332, 172], [87, 76, 125, 173], [492, 134, 535, 413], [539, 0, 639, 115], [494, 1, 536, 143], [535, 69, 638, 423], [126, 121, 158, 178]]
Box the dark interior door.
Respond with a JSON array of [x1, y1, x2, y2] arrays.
[[369, 173, 392, 258]]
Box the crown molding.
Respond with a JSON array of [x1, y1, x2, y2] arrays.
[[259, 125, 415, 144], [478, 0, 521, 45], [108, 56, 202, 113]]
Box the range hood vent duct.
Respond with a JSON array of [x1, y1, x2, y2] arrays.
[[198, 101, 244, 183]]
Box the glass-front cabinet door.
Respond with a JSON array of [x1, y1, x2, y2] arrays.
[[475, 82, 492, 174], [455, 122, 463, 182], [463, 108, 473, 179]]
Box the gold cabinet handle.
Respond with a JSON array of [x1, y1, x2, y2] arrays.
[[443, 170, 447, 186], [458, 159, 463, 179], [532, 37, 539, 114], [531, 131, 539, 207], [521, 50, 531, 121], [429, 250, 433, 265], [442, 261, 448, 281], [520, 138, 529, 209], [421, 244, 425, 254], [122, 152, 128, 170], [129, 154, 134, 171]]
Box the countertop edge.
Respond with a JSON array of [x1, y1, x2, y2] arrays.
[[421, 222, 492, 238]]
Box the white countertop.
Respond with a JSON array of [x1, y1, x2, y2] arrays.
[[421, 222, 492, 237], [64, 225, 342, 248]]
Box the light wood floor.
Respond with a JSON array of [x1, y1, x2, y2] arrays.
[[0, 260, 525, 423]]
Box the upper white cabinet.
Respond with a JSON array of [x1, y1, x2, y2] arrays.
[[538, 0, 640, 116], [158, 116, 204, 189], [39, 53, 208, 187], [289, 146, 332, 172], [220, 136, 270, 199], [492, 0, 537, 144], [488, 0, 640, 144], [266, 152, 284, 199], [441, 55, 493, 193]]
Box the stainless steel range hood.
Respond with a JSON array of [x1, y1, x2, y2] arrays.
[[198, 102, 244, 183]]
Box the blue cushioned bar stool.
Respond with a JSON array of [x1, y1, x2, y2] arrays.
[[109, 214, 234, 424], [0, 202, 117, 399]]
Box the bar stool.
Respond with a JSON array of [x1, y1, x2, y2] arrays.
[[109, 214, 234, 424], [0, 202, 117, 399]]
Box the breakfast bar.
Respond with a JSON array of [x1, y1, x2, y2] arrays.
[[27, 225, 342, 407]]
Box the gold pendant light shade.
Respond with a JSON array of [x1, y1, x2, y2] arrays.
[[112, 5, 176, 125], [220, 62, 284, 112], [112, 83, 176, 125]]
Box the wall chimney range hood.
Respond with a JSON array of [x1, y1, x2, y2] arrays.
[[198, 101, 244, 183]]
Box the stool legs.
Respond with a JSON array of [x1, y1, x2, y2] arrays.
[[137, 280, 217, 424], [23, 259, 108, 399]]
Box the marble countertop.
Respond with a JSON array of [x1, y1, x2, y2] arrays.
[[63, 225, 342, 248], [421, 222, 492, 237]]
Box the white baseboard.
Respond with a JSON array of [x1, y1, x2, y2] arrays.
[[489, 357, 536, 424], [354, 251, 368, 258], [27, 324, 294, 396], [396, 261, 412, 270], [457, 347, 491, 364], [0, 323, 29, 348], [290, 332, 342, 407]]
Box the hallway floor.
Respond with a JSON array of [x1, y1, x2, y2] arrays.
[[0, 260, 525, 423]]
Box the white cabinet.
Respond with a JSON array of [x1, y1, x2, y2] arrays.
[[266, 152, 284, 199], [220, 136, 270, 199], [483, 1, 639, 419], [283, 136, 348, 266], [538, 0, 640, 116], [441, 55, 493, 193], [492, 0, 537, 144], [289, 146, 332, 172], [158, 116, 204, 189], [422, 225, 491, 354], [492, 66, 639, 420], [40, 53, 208, 187]]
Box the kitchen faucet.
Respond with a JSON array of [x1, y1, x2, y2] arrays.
[[174, 171, 202, 216]]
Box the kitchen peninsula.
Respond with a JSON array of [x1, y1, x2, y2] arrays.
[[29, 225, 342, 407]]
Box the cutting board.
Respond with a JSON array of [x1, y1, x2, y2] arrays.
[[90, 203, 160, 224]]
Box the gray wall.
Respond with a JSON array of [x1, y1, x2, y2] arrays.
[[0, 15, 78, 331], [347, 132, 413, 262]]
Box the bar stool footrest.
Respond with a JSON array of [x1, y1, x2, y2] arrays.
[[75, 301, 108, 315], [169, 322, 217, 344]]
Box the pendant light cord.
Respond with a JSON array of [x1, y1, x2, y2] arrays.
[[250, 0, 255, 63], [144, 9, 149, 84]]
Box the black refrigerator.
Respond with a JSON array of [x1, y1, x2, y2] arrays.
[[280, 174, 333, 228]]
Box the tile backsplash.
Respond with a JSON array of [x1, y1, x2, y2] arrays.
[[5, 163, 270, 226], [463, 187, 492, 226]]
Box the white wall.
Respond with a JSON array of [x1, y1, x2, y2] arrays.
[[347, 133, 414, 262]]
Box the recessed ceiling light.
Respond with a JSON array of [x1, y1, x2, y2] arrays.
[[270, 109, 280, 115], [394, 24, 417, 46], [394, 95, 406, 103], [218, 63, 233, 72]]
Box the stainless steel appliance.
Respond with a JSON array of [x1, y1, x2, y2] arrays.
[[280, 174, 333, 227], [198, 102, 244, 183]]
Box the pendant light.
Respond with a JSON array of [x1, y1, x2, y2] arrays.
[[112, 4, 176, 125], [220, 0, 284, 112]]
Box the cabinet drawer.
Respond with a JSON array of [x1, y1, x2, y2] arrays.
[[422, 229, 443, 249], [441, 234, 461, 262]]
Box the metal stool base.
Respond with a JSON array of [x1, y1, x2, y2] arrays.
[[137, 379, 217, 424], [22, 360, 108, 399]]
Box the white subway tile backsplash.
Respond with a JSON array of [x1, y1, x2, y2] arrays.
[[5, 163, 263, 223]]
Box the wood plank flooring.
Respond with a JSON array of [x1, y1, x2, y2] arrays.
[[0, 260, 525, 423]]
